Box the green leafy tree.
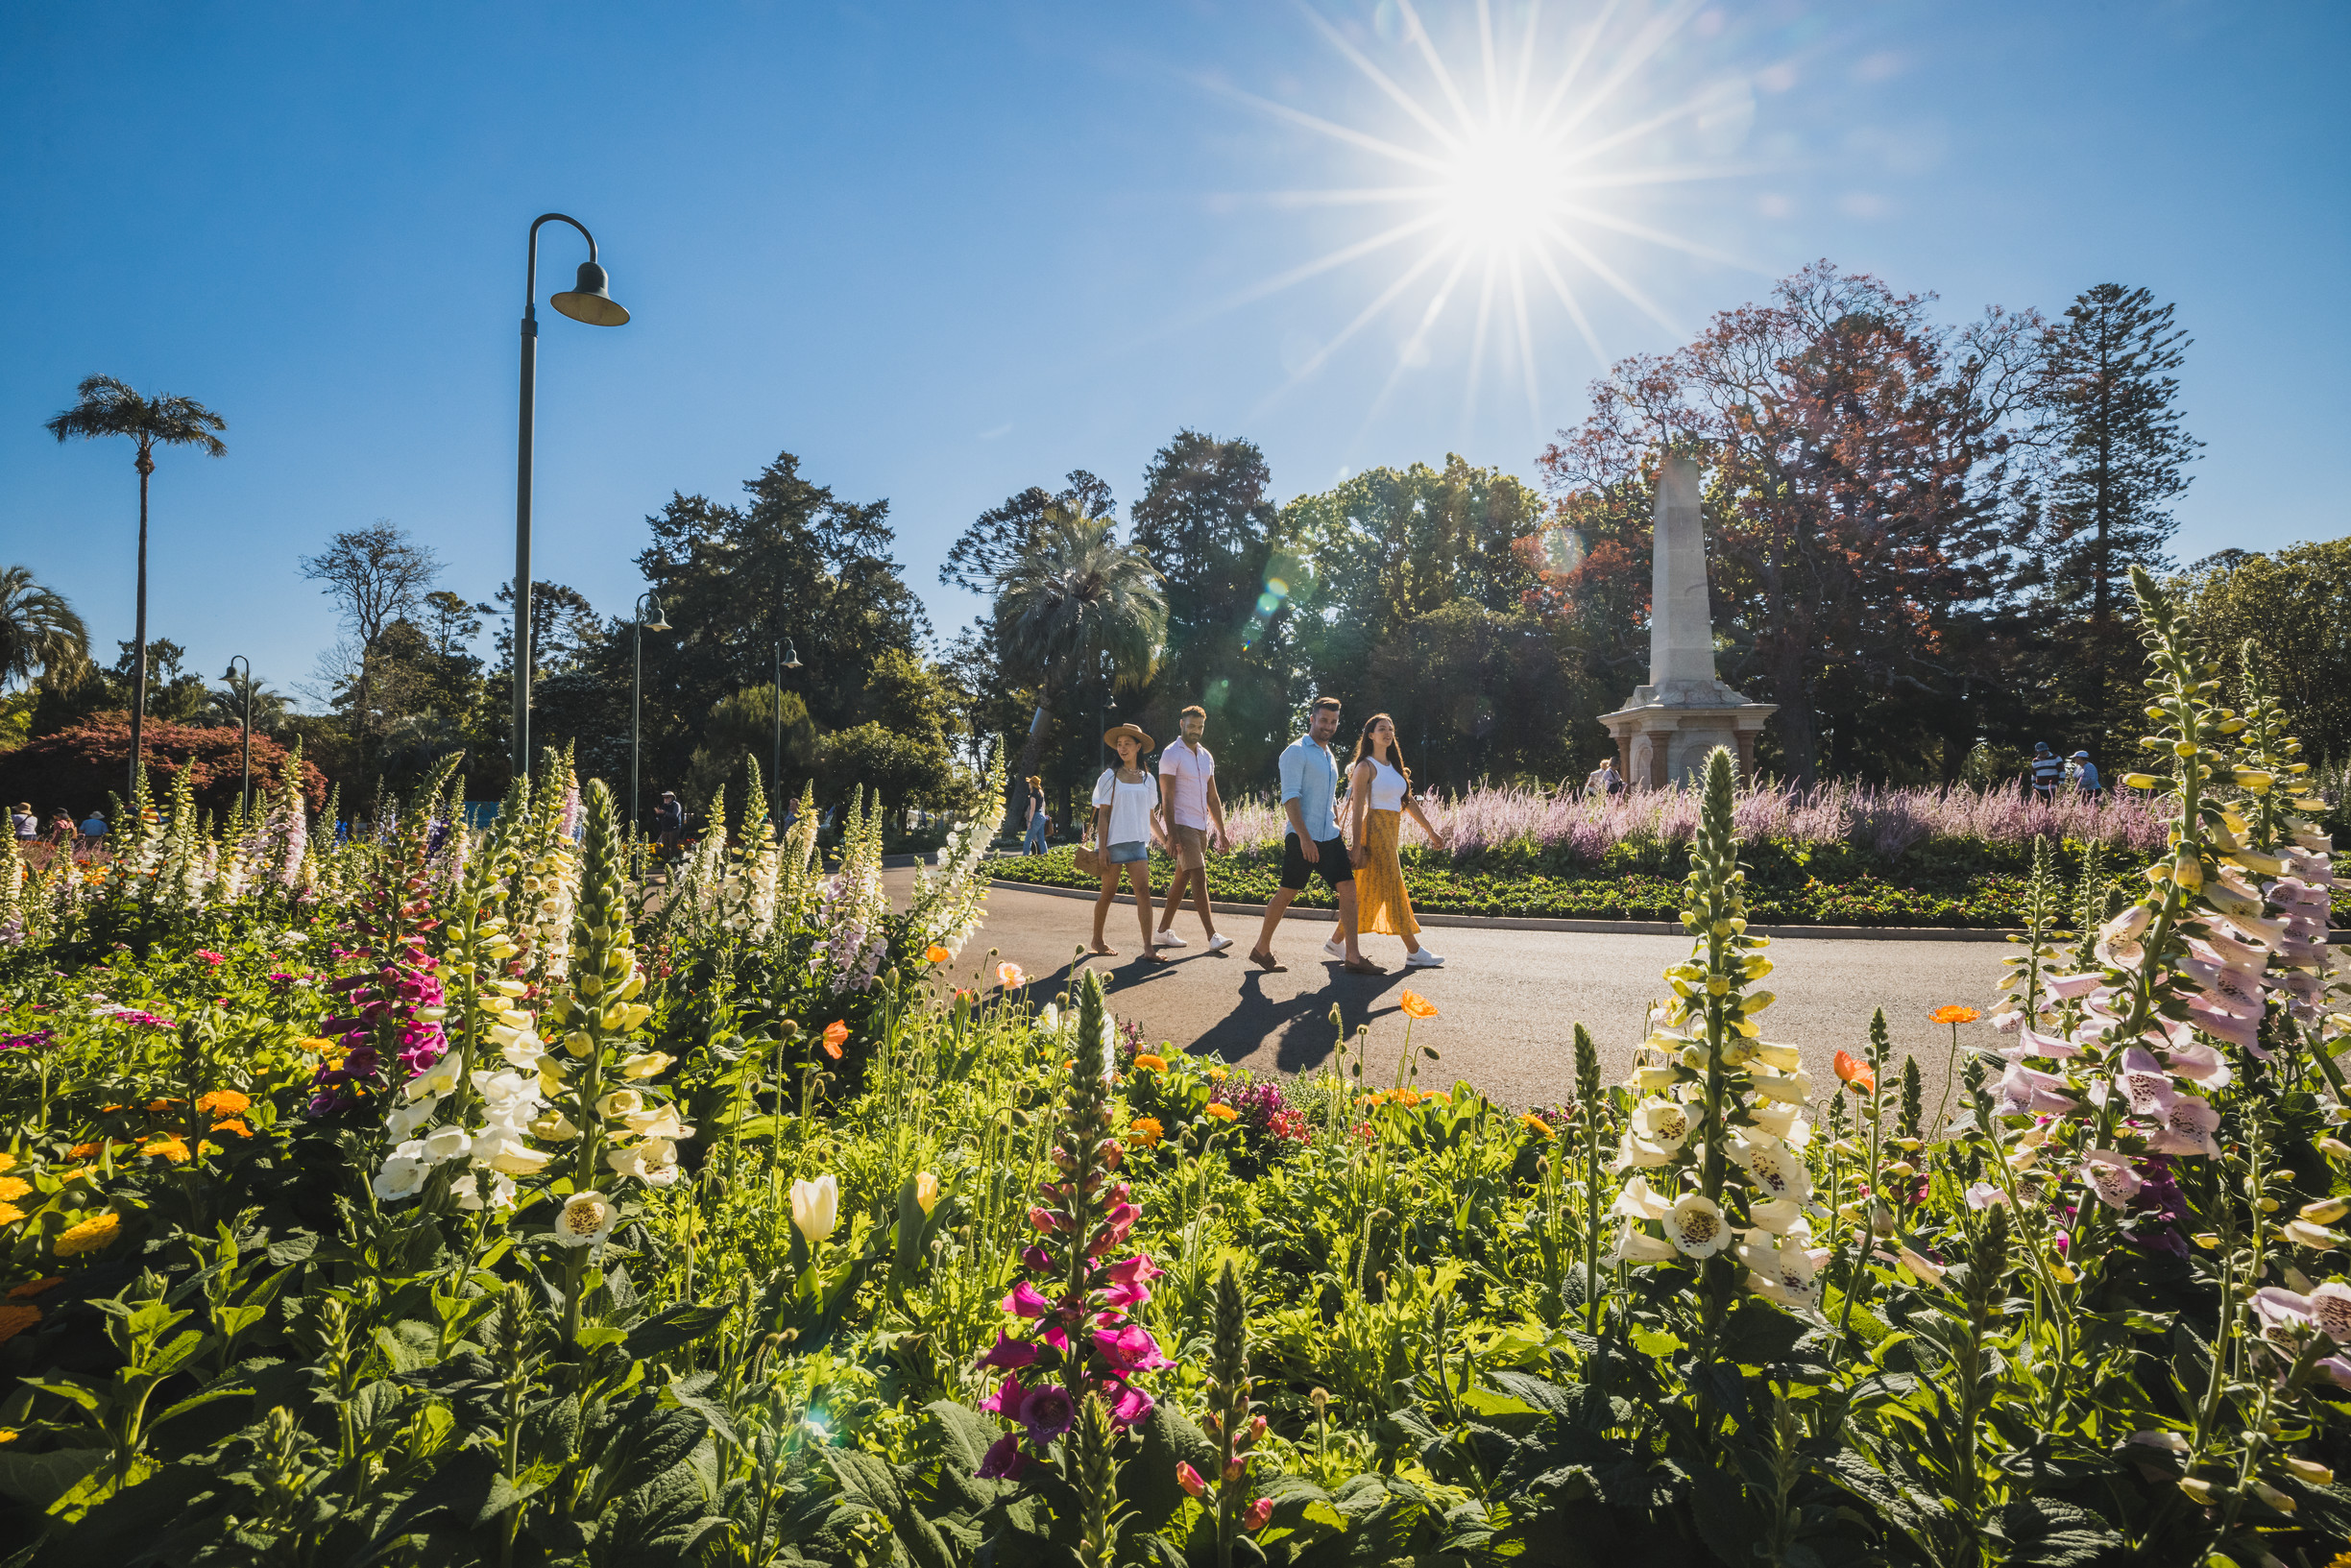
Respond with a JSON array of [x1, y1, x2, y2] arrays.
[[1128, 430, 1297, 787], [2181, 539, 2351, 764], [0, 565, 90, 693], [939, 470, 1116, 596], [2032, 284, 2201, 756], [994, 506, 1166, 794], [44, 374, 229, 791]]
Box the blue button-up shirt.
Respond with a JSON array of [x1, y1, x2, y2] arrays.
[[1278, 733, 1340, 843]]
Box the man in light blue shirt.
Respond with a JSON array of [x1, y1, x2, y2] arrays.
[[1248, 697, 1379, 973]]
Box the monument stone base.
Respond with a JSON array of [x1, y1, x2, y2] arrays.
[[1600, 679, 1776, 788]]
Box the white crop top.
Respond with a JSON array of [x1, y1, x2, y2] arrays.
[[1363, 758, 1408, 812]]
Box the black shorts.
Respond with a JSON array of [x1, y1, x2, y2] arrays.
[[1280, 832, 1353, 892]]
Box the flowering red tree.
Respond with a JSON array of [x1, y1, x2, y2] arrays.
[[0, 715, 327, 820], [1538, 261, 2046, 786]]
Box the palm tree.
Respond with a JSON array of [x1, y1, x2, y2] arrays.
[[994, 505, 1167, 796], [45, 374, 229, 792], [0, 566, 91, 691]]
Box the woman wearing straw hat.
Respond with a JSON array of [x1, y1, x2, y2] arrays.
[[1089, 723, 1167, 960]]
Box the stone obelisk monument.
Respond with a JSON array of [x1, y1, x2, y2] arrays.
[[1598, 453, 1775, 786]]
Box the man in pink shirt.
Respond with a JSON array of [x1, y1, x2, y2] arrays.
[[1152, 704, 1233, 953]]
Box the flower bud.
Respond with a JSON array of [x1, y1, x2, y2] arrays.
[[2251, 1480, 2295, 1514], [2285, 1456, 2333, 1485], [1176, 1462, 1207, 1499], [2322, 1137, 2351, 1160], [2176, 1476, 2217, 1504], [2302, 1198, 2348, 1225]]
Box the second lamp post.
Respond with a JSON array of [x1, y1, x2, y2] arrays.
[[630, 591, 671, 833]]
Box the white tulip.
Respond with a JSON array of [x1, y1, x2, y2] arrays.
[[791, 1174, 841, 1244]]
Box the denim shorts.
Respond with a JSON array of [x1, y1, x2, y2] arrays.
[[1104, 840, 1150, 865]]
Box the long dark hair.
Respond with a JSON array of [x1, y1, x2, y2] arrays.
[[1349, 712, 1413, 798]]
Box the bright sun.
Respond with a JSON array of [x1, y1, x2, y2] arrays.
[[1210, 1, 1760, 434], [1438, 126, 1559, 255]]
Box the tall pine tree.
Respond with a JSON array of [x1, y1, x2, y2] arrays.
[[2035, 284, 2200, 756]]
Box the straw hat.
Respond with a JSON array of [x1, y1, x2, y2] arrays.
[[1103, 722, 1154, 752]]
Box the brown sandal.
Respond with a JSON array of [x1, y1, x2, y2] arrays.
[[1248, 949, 1287, 973], [1343, 958, 1387, 975]]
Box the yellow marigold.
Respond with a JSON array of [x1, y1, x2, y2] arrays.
[[196, 1090, 251, 1116], [1129, 1116, 1164, 1147], [1203, 1103, 1239, 1122], [0, 1150, 13, 1172], [7, 1277, 62, 1300], [55, 1212, 121, 1257], [0, 1305, 37, 1343], [210, 1119, 253, 1139], [1519, 1112, 1555, 1136], [1206, 1067, 1229, 1082], [65, 1142, 106, 1160], [1930, 1004, 1981, 1025], [297, 1037, 339, 1055], [0, 1204, 22, 1227], [0, 1178, 28, 1202], [139, 1136, 192, 1164], [1132, 1053, 1169, 1073]]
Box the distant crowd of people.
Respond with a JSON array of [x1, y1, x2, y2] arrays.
[[11, 803, 111, 858]]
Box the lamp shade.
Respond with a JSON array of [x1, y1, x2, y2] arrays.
[[642, 592, 669, 633], [551, 261, 630, 326], [782, 639, 804, 671]]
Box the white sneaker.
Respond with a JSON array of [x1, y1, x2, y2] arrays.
[[1322, 939, 1345, 961], [1206, 934, 1234, 953], [1405, 949, 1445, 968], [1153, 930, 1188, 948]]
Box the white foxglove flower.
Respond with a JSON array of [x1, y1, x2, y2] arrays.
[[1612, 1175, 1673, 1220], [1666, 1194, 1733, 1259], [608, 1137, 682, 1187], [420, 1125, 472, 1166], [1606, 1224, 1677, 1266], [456, 1170, 518, 1212], [385, 1097, 441, 1141], [1614, 1129, 1672, 1170], [473, 1130, 553, 1175], [1633, 1098, 1691, 1154], [618, 1051, 674, 1080], [597, 1089, 645, 1121], [1747, 1197, 1804, 1234], [552, 1190, 618, 1249], [372, 1145, 426, 1200], [406, 1054, 463, 1100], [1732, 1132, 1812, 1204], [1747, 1067, 1813, 1105], [620, 1103, 694, 1141]]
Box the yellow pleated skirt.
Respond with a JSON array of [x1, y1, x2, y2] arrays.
[[1356, 808, 1418, 936]]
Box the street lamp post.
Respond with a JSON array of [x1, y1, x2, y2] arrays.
[[630, 591, 671, 835], [773, 638, 802, 822], [513, 212, 629, 784], [227, 655, 253, 818]]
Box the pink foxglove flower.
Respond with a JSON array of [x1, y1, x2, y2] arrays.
[[2078, 1148, 2144, 1209]]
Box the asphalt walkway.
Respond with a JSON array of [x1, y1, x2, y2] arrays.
[[891, 870, 2011, 1113]]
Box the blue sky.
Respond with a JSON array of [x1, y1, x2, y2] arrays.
[[4, 1, 2343, 708]]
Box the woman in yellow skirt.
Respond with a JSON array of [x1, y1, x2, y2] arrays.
[[1345, 712, 1449, 970]]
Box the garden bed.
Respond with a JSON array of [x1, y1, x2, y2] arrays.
[[992, 844, 2047, 928]]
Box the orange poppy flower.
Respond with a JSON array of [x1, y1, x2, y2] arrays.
[[1833, 1050, 1876, 1094], [999, 961, 1029, 990], [1931, 1005, 1981, 1025], [925, 946, 951, 964], [821, 1020, 849, 1060], [1399, 991, 1440, 1020]]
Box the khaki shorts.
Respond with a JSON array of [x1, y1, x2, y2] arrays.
[[1170, 824, 1209, 869]]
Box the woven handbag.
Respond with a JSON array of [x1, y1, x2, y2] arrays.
[[1073, 840, 1102, 878]]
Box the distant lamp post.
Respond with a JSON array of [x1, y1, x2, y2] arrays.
[[513, 212, 629, 784], [630, 591, 671, 833], [227, 655, 253, 817], [772, 638, 804, 820]]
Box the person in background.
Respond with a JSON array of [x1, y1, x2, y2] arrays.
[[2028, 742, 2064, 802], [79, 809, 107, 853], [1087, 724, 1165, 961], [2067, 749, 2103, 801], [652, 791, 686, 855], [12, 803, 34, 845], [1022, 774, 1050, 855], [1587, 757, 1625, 798], [1152, 705, 1233, 953]]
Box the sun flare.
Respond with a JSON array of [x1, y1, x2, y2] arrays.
[[1213, 1, 1768, 436]]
